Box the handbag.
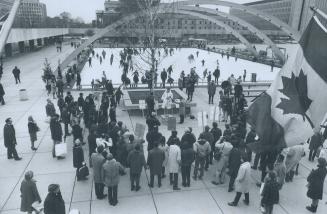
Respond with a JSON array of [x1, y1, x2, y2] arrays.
[[55, 143, 67, 157]]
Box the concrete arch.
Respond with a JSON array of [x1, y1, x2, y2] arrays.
[[175, 0, 301, 41], [179, 5, 285, 62], [172, 9, 258, 56]]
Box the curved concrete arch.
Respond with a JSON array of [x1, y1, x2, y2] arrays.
[[179, 5, 285, 62], [171, 9, 258, 56], [175, 0, 301, 41]]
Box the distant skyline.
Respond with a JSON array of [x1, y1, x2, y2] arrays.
[[40, 0, 258, 23]]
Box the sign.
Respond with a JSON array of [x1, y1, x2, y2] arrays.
[[135, 123, 146, 139], [197, 111, 208, 129], [209, 106, 220, 122], [167, 116, 176, 131], [139, 100, 146, 110]]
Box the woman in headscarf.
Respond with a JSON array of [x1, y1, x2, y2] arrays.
[[20, 171, 41, 214]]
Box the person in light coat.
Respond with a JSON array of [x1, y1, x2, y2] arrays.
[[212, 136, 233, 185], [91, 145, 107, 199], [161, 88, 173, 111], [228, 155, 252, 206], [167, 138, 181, 190], [285, 143, 305, 182]]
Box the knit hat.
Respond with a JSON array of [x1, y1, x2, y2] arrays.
[[5, 118, 11, 123], [24, 171, 34, 180], [48, 184, 60, 193], [318, 157, 327, 167]]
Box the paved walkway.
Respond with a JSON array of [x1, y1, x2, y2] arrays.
[[0, 46, 326, 214]]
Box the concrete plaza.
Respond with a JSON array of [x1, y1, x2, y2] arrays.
[[0, 45, 326, 214]]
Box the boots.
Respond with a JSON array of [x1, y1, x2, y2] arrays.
[[306, 205, 317, 213]]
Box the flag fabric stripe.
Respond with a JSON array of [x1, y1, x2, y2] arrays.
[[299, 17, 327, 83]]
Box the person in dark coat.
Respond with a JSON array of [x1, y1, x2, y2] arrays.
[[88, 129, 97, 158], [181, 127, 196, 147], [208, 81, 216, 104], [20, 171, 41, 214], [147, 141, 165, 188], [167, 130, 181, 147], [64, 91, 74, 105], [61, 106, 71, 137], [4, 118, 22, 160], [228, 144, 241, 192], [245, 127, 257, 162], [261, 171, 280, 214], [161, 69, 168, 88], [115, 87, 124, 105], [146, 112, 161, 131], [12, 66, 21, 84], [0, 82, 5, 105], [306, 157, 327, 213], [181, 142, 195, 187], [45, 99, 56, 118], [109, 105, 116, 122], [72, 123, 83, 143], [28, 116, 39, 151], [73, 139, 85, 180], [145, 92, 155, 115], [44, 184, 65, 214], [308, 132, 322, 162], [49, 114, 63, 158], [77, 93, 84, 110], [213, 67, 220, 84], [210, 122, 222, 161], [146, 127, 163, 151], [199, 126, 214, 170], [91, 145, 107, 199], [127, 144, 146, 191]]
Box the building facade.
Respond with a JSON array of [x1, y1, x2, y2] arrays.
[[13, 0, 47, 28], [0, 0, 14, 18]]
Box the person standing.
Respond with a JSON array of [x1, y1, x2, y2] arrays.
[[243, 69, 247, 82], [45, 99, 56, 118], [261, 171, 280, 214], [110, 53, 114, 65], [28, 116, 39, 151], [274, 154, 286, 190], [44, 184, 65, 214], [228, 143, 241, 192], [127, 144, 146, 191], [0, 82, 5, 105], [228, 155, 251, 206], [147, 141, 165, 188], [213, 67, 220, 84], [73, 139, 85, 181], [20, 171, 41, 214], [12, 66, 21, 84], [49, 114, 63, 159], [4, 118, 22, 160], [306, 158, 327, 213], [102, 153, 125, 206], [193, 138, 211, 180], [145, 92, 155, 116], [167, 138, 182, 190], [181, 127, 196, 147], [91, 145, 107, 199], [178, 98, 186, 124], [308, 131, 322, 162], [181, 142, 195, 187], [199, 126, 214, 170], [208, 81, 216, 104], [161, 69, 168, 88]]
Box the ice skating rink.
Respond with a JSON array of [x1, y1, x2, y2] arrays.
[[80, 48, 281, 85]]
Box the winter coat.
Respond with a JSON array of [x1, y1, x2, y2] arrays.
[[159, 144, 169, 166], [4, 124, 16, 147], [147, 147, 165, 175], [146, 131, 163, 151], [116, 140, 128, 167], [88, 133, 97, 156], [45, 103, 56, 117], [102, 159, 124, 187], [228, 147, 242, 177], [208, 83, 216, 95], [127, 149, 146, 175], [235, 162, 251, 193], [49, 119, 62, 142], [285, 145, 305, 172], [261, 179, 280, 206], [307, 166, 327, 200], [44, 192, 65, 214], [167, 136, 181, 147], [193, 141, 211, 158], [146, 116, 161, 131], [181, 132, 196, 146], [179, 100, 186, 115], [199, 131, 214, 146], [20, 179, 41, 212], [211, 127, 222, 144], [181, 148, 195, 166], [214, 141, 233, 171], [28, 122, 39, 142], [167, 145, 181, 173], [91, 153, 106, 183], [308, 134, 322, 150], [73, 145, 84, 168]]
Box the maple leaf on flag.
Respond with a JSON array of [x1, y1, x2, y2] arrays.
[[276, 69, 314, 127]]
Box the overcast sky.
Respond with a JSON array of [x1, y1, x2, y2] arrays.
[[40, 0, 257, 23]]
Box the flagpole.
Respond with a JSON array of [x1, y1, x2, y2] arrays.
[[310, 6, 327, 21], [0, 0, 21, 56]]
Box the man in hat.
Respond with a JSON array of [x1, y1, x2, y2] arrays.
[[91, 145, 107, 199], [181, 127, 196, 147], [44, 184, 65, 214], [3, 118, 22, 160]]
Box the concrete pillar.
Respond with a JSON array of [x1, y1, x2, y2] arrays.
[[4, 43, 12, 57], [37, 38, 43, 46], [29, 40, 35, 51], [18, 41, 25, 53]]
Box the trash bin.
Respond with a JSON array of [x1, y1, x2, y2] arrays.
[[251, 73, 257, 82], [19, 89, 28, 101]]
